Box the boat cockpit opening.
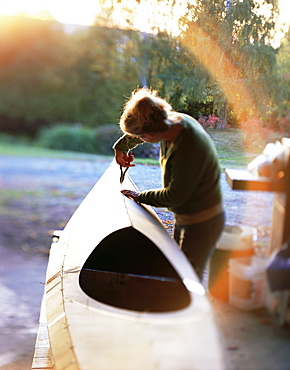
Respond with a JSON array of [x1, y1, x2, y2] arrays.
[[79, 227, 191, 312]]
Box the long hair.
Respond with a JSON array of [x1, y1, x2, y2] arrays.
[[119, 87, 173, 136]]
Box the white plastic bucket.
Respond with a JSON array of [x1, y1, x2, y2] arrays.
[[229, 256, 267, 310], [208, 225, 256, 301], [217, 224, 257, 251]]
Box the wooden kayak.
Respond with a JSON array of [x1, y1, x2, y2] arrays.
[[44, 161, 225, 370]]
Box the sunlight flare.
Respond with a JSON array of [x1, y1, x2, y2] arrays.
[[0, 0, 100, 25]]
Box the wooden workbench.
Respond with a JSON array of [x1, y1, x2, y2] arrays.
[[225, 138, 290, 325], [226, 137, 290, 256]]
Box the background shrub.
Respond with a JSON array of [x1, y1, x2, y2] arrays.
[[96, 124, 160, 159], [0, 132, 32, 144], [131, 142, 160, 159], [37, 122, 160, 158], [37, 124, 98, 153], [95, 124, 122, 155]]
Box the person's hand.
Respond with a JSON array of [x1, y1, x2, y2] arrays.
[[114, 150, 135, 167], [121, 189, 140, 201]]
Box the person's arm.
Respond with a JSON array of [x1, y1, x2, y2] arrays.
[[113, 134, 144, 167], [113, 134, 144, 153]]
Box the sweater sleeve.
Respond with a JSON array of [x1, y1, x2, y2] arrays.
[[112, 134, 144, 153]]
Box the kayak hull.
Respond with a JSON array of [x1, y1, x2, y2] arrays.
[[45, 162, 225, 370]]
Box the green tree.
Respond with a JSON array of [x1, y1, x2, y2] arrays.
[[0, 16, 140, 132], [70, 25, 148, 126], [276, 28, 290, 111], [178, 0, 279, 123], [272, 27, 290, 132], [0, 16, 78, 127]]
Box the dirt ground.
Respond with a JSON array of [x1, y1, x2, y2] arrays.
[[0, 155, 289, 370]]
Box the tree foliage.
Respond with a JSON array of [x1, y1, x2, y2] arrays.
[[0, 16, 76, 124], [276, 28, 290, 113], [178, 0, 280, 123], [0, 2, 288, 137]]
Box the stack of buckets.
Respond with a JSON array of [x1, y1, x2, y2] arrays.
[[208, 224, 267, 310]]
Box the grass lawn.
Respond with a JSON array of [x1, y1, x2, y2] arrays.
[[0, 140, 110, 161], [208, 128, 261, 169], [0, 140, 160, 165], [0, 128, 271, 170]]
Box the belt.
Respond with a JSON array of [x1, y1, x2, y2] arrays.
[[175, 203, 223, 225]]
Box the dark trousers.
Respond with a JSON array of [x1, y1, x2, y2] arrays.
[[174, 212, 225, 280]]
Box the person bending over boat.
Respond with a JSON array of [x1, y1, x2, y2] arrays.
[[113, 87, 225, 280]]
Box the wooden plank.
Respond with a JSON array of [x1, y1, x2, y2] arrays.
[[46, 275, 78, 370], [31, 296, 54, 370], [269, 193, 287, 254], [225, 169, 286, 192]]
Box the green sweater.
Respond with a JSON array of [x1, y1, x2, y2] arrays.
[[113, 114, 222, 215]]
